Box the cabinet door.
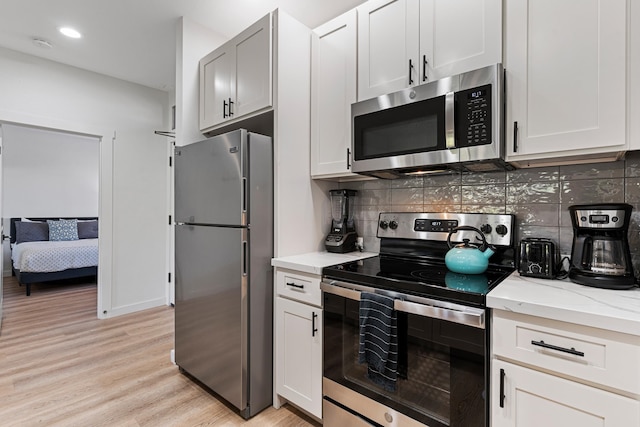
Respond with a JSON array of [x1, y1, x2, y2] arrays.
[[199, 47, 233, 130], [420, 0, 502, 82], [311, 9, 358, 178], [357, 0, 419, 101], [232, 13, 272, 119], [275, 297, 322, 418], [630, 0, 640, 150], [505, 0, 627, 160], [492, 360, 640, 427]]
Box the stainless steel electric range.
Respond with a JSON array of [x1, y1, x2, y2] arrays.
[[321, 212, 516, 427]]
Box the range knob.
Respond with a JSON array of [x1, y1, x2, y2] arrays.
[[379, 220, 389, 230], [389, 220, 399, 230], [480, 224, 492, 234], [495, 224, 508, 236]]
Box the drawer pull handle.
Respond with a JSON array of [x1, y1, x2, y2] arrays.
[[286, 282, 304, 289], [531, 340, 585, 357]]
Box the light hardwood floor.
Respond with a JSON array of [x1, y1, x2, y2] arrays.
[[0, 276, 320, 427]]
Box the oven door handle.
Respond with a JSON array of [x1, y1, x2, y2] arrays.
[[321, 280, 485, 329], [393, 299, 484, 329]]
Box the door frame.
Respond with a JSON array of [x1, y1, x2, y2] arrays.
[[0, 118, 113, 319]]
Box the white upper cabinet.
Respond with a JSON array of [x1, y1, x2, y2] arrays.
[[311, 9, 359, 179], [357, 0, 418, 101], [505, 0, 628, 163], [200, 48, 232, 129], [199, 13, 272, 132], [421, 0, 502, 82], [357, 0, 501, 101]]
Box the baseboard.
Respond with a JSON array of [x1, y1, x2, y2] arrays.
[[101, 297, 167, 319]]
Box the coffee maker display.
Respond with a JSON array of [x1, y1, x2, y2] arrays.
[[325, 189, 358, 253], [568, 203, 636, 290]]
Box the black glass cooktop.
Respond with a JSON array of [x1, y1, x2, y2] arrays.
[[322, 255, 515, 307]]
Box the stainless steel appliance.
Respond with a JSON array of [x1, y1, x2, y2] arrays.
[[351, 64, 511, 179], [174, 129, 273, 419], [325, 189, 358, 253], [322, 212, 515, 427], [517, 238, 558, 279], [569, 203, 637, 290]]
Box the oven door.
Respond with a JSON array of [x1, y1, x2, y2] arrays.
[[322, 280, 487, 427]]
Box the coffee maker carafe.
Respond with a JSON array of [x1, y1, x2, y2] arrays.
[[325, 189, 358, 253], [569, 203, 636, 289]]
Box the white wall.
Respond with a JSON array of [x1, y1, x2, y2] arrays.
[[2, 124, 99, 217], [0, 46, 170, 318]]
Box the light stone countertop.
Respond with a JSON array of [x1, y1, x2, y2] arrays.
[[271, 251, 377, 275], [487, 272, 640, 337]]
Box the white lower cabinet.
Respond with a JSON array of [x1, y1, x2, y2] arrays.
[[274, 269, 323, 419], [491, 310, 640, 427], [491, 359, 639, 427]]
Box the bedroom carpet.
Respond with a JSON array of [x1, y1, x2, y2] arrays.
[[0, 276, 319, 427]]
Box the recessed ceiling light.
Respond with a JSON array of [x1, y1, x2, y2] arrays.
[[59, 27, 82, 39]]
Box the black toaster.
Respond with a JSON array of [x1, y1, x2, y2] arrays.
[[517, 238, 558, 279]]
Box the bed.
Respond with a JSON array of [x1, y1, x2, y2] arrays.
[[10, 217, 98, 296]]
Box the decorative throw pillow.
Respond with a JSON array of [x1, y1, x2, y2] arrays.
[[47, 219, 79, 241], [78, 220, 98, 239], [15, 221, 49, 244]]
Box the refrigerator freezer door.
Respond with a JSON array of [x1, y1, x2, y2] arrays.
[[175, 129, 247, 226], [175, 224, 247, 411]]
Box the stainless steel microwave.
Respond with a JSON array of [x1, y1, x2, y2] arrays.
[[351, 64, 511, 178]]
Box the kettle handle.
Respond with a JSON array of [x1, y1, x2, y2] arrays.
[[447, 226, 488, 250]]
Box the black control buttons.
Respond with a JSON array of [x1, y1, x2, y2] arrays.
[[379, 220, 389, 230], [480, 224, 492, 234], [389, 220, 398, 230], [495, 224, 508, 236]]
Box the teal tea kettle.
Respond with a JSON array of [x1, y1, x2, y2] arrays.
[[445, 226, 495, 274]]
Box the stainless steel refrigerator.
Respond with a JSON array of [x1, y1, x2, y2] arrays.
[[174, 129, 273, 419]]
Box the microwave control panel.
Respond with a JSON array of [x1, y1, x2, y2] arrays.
[[455, 84, 492, 147]]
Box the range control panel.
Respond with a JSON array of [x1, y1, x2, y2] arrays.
[[377, 212, 514, 247]]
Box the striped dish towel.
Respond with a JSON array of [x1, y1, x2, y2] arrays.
[[358, 292, 398, 392]]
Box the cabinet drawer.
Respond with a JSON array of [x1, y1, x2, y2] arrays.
[[492, 310, 640, 395], [276, 269, 322, 307]]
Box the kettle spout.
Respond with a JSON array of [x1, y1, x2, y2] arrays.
[[483, 246, 495, 258]]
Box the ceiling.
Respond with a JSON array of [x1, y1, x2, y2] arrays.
[[0, 0, 365, 92]]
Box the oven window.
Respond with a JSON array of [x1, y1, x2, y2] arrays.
[[324, 293, 486, 427], [353, 96, 446, 160]]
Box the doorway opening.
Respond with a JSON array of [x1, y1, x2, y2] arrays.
[[1, 123, 100, 305]]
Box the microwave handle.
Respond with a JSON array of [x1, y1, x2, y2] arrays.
[[445, 91, 455, 149]]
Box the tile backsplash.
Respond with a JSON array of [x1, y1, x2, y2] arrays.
[[341, 152, 640, 277]]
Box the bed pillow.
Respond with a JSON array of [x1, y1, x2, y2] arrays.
[[78, 220, 98, 239], [47, 219, 79, 241], [15, 221, 49, 244]]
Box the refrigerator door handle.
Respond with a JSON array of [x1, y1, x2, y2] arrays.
[[242, 240, 248, 276], [242, 177, 247, 213]]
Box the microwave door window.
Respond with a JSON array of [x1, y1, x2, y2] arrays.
[[354, 96, 446, 160]]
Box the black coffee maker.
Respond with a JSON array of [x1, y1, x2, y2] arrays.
[[325, 189, 358, 253], [569, 203, 636, 289]]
